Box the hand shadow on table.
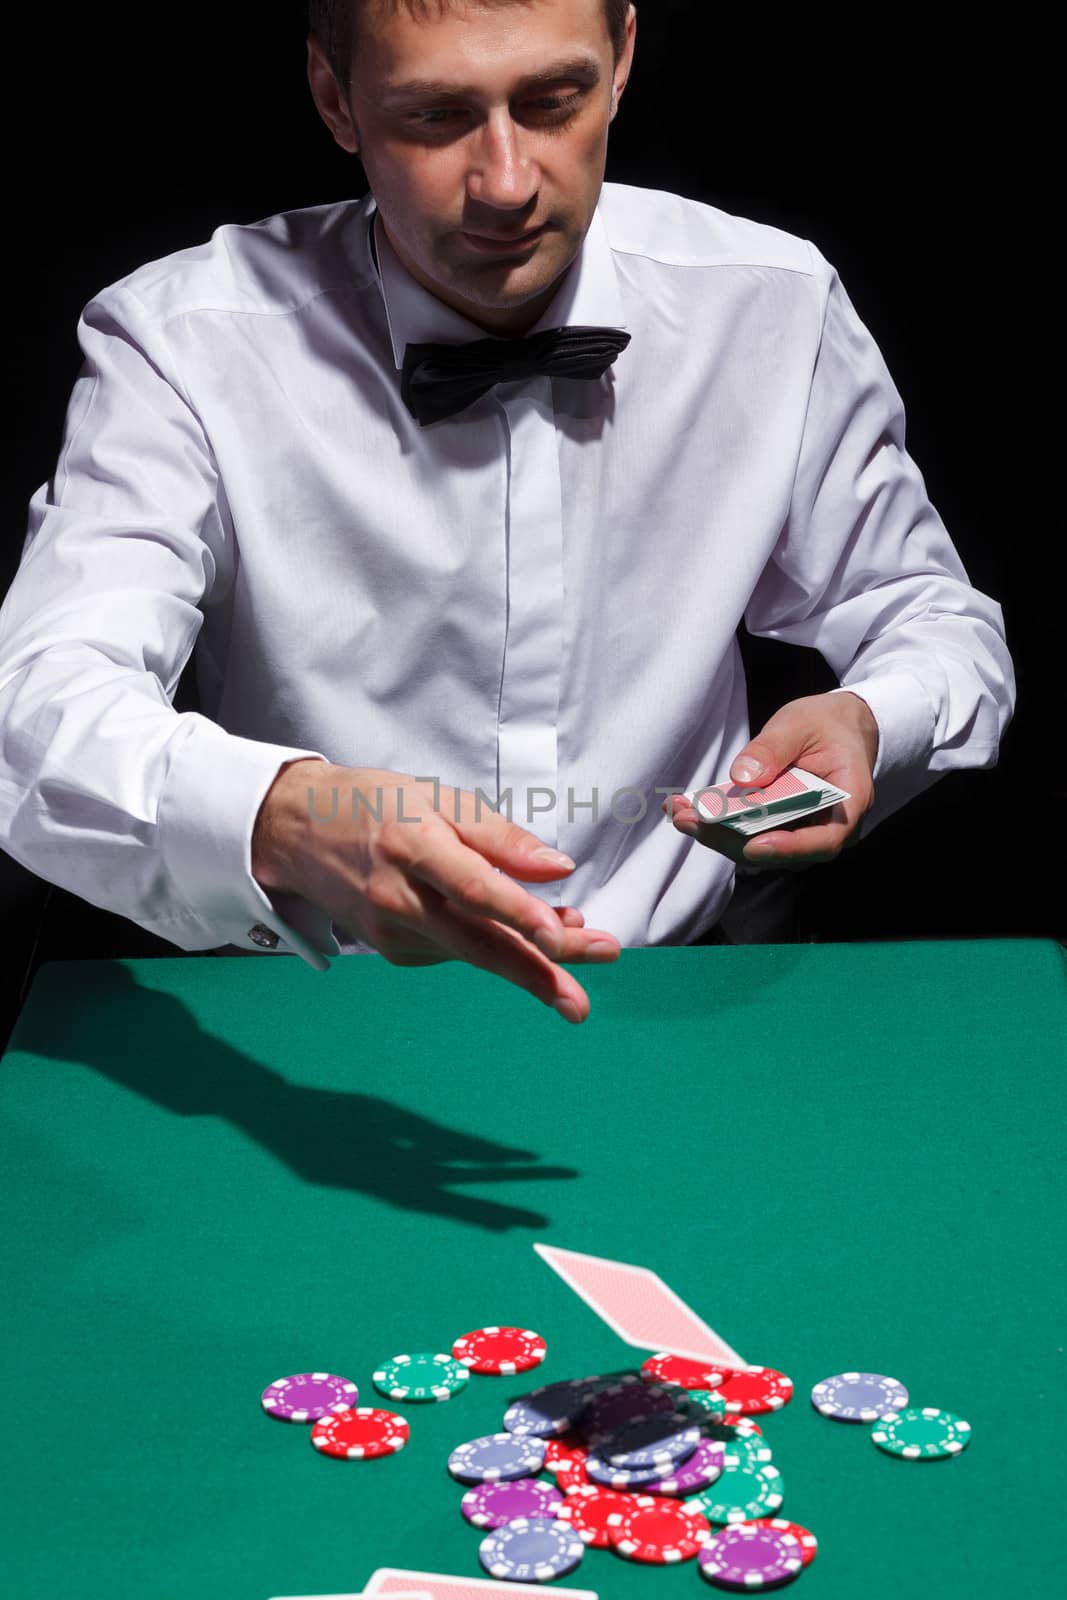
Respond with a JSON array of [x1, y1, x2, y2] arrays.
[[13, 963, 578, 1233]]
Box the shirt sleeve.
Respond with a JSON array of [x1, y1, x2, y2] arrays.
[[742, 241, 1016, 836], [0, 281, 341, 969]]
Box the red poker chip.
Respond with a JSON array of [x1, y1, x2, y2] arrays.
[[310, 1406, 409, 1459], [754, 1517, 819, 1566], [451, 1325, 547, 1375], [708, 1365, 794, 1415], [543, 1433, 586, 1473], [640, 1352, 739, 1390], [555, 1450, 591, 1494], [606, 1494, 712, 1563], [556, 1484, 640, 1548]]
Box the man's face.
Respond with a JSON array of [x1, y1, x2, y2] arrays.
[[311, 0, 635, 335]]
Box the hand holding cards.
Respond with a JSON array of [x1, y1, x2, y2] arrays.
[[682, 766, 851, 838]]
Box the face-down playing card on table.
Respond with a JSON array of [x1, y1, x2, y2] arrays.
[[363, 1573, 598, 1599], [269, 1592, 432, 1599]]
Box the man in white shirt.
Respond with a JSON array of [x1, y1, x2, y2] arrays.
[[0, 0, 1015, 1024]]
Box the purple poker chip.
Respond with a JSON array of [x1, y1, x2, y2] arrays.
[[580, 1379, 679, 1439], [260, 1372, 358, 1423], [447, 1431, 547, 1485], [461, 1476, 565, 1529], [596, 1411, 702, 1470], [699, 1522, 803, 1589], [503, 1378, 600, 1438], [645, 1436, 726, 1496]]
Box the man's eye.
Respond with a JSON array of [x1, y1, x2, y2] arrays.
[[406, 92, 585, 127], [408, 108, 465, 125]]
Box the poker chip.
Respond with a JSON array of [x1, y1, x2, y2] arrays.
[[644, 1436, 726, 1496], [685, 1457, 785, 1524], [310, 1406, 408, 1459], [584, 1448, 666, 1490], [554, 1449, 591, 1493], [372, 1352, 470, 1402], [754, 1519, 819, 1568], [504, 1378, 598, 1437], [698, 1522, 803, 1589], [479, 1516, 585, 1581], [606, 1495, 712, 1563], [460, 1476, 564, 1529], [581, 1379, 680, 1438], [641, 1353, 733, 1390], [679, 1387, 729, 1421], [447, 1431, 547, 1484], [543, 1434, 586, 1475], [452, 1326, 547, 1375], [871, 1406, 972, 1459], [556, 1484, 639, 1548], [597, 1412, 702, 1470], [260, 1372, 358, 1422], [711, 1366, 794, 1416], [811, 1371, 909, 1422], [710, 1429, 773, 1469]]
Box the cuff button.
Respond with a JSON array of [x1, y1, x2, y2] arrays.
[[248, 924, 279, 949]]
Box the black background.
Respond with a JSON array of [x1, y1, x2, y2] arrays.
[[2, 3, 1060, 1045]]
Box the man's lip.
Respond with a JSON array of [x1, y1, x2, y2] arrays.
[[461, 224, 546, 245]]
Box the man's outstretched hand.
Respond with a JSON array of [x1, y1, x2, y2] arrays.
[[663, 691, 879, 870], [252, 763, 621, 1023]]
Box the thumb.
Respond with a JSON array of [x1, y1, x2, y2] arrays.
[[730, 731, 792, 787]]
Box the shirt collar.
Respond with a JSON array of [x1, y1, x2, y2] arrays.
[[365, 192, 627, 368]]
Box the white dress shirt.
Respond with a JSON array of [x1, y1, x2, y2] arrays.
[[0, 183, 1015, 970]]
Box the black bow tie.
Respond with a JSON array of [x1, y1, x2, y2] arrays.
[[400, 324, 631, 427]]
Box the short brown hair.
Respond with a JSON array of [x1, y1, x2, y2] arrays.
[[306, 1, 632, 91]]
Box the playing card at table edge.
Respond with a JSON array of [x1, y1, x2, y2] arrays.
[[363, 1569, 599, 1598]]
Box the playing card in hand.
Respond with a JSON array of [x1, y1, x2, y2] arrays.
[[683, 765, 850, 837]]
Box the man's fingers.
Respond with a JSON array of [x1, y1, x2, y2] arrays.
[[389, 820, 576, 956], [416, 898, 593, 1021]]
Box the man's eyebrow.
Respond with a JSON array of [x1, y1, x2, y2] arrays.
[[377, 55, 603, 102]]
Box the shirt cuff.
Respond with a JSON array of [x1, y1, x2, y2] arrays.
[[827, 673, 937, 837], [156, 715, 342, 970]]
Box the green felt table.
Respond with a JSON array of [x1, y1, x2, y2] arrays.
[[1, 939, 1065, 1600]]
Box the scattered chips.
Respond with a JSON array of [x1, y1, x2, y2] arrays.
[[260, 1372, 358, 1423], [452, 1326, 547, 1375], [871, 1406, 972, 1459], [447, 1431, 547, 1485], [607, 1495, 712, 1564], [811, 1371, 908, 1422], [373, 1352, 470, 1403], [460, 1477, 564, 1529], [310, 1406, 408, 1460], [479, 1516, 585, 1581], [698, 1521, 803, 1589]]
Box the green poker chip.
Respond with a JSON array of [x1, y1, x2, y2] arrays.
[[372, 1351, 471, 1402], [680, 1387, 729, 1420], [871, 1406, 972, 1460], [685, 1456, 785, 1524]]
